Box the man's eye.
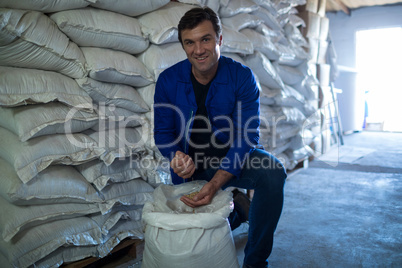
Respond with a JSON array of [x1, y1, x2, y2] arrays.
[[203, 38, 210, 42]]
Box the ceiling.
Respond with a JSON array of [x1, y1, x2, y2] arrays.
[[326, 0, 402, 14]]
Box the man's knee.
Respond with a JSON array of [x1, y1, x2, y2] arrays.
[[253, 150, 287, 188]]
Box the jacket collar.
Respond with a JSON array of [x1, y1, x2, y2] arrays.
[[177, 56, 230, 85]]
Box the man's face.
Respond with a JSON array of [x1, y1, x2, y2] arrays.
[[181, 20, 222, 80]]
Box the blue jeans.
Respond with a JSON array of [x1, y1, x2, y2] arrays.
[[193, 149, 287, 268]]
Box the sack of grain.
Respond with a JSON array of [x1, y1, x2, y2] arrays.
[[0, 158, 102, 205], [0, 66, 92, 110], [221, 25, 253, 55], [89, 0, 169, 17], [219, 0, 259, 18], [76, 78, 149, 113], [142, 180, 239, 268], [98, 179, 154, 214], [0, 127, 105, 183], [50, 8, 149, 54], [0, 9, 87, 79], [243, 51, 285, 89], [138, 2, 193, 45], [137, 42, 187, 80], [221, 13, 263, 31], [85, 127, 148, 165], [0, 215, 102, 268], [0, 196, 100, 242], [0, 0, 89, 13], [76, 158, 142, 191], [0, 102, 98, 142], [81, 47, 154, 87], [240, 28, 280, 60]]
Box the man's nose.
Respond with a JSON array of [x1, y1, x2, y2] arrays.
[[194, 42, 204, 54]]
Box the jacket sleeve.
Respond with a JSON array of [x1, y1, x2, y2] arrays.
[[219, 68, 260, 178], [153, 73, 183, 162]]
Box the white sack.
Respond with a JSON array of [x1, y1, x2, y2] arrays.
[[260, 121, 301, 142], [252, 0, 277, 14], [284, 22, 308, 47], [274, 62, 306, 85], [90, 205, 143, 235], [138, 2, 193, 45], [0, 216, 102, 268], [98, 179, 154, 214], [221, 53, 247, 66], [76, 157, 142, 191], [137, 83, 156, 109], [221, 25, 253, 55], [85, 127, 148, 165], [50, 8, 149, 55], [251, 7, 282, 32], [177, 0, 206, 5], [29, 208, 143, 267], [0, 127, 105, 183], [98, 218, 144, 258], [0, 0, 89, 12], [260, 105, 306, 127], [276, 42, 309, 67], [254, 23, 285, 44], [260, 84, 305, 109], [0, 9, 87, 79], [205, 0, 220, 13], [76, 77, 149, 113], [30, 244, 98, 268], [293, 75, 319, 100], [289, 129, 314, 151], [81, 47, 154, 87], [0, 158, 102, 205], [243, 51, 285, 89], [0, 195, 100, 242], [221, 12, 263, 31], [0, 102, 97, 142], [219, 0, 259, 18], [91, 106, 147, 132], [142, 181, 238, 268], [259, 85, 282, 106], [89, 0, 170, 17], [137, 42, 187, 81], [0, 66, 92, 110], [240, 28, 280, 60]]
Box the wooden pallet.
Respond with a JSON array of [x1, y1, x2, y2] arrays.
[[62, 238, 144, 268]]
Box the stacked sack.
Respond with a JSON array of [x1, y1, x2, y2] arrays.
[[0, 0, 322, 266], [0, 1, 172, 267]]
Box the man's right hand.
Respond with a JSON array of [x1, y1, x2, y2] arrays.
[[170, 151, 195, 179]]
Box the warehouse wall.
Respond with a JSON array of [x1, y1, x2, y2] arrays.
[[327, 3, 402, 68]]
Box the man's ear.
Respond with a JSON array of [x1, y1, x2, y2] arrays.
[[218, 35, 222, 46]]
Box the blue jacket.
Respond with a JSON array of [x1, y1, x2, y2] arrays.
[[154, 56, 261, 184]]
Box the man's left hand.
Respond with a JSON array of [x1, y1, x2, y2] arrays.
[[180, 181, 219, 208], [180, 169, 234, 208]]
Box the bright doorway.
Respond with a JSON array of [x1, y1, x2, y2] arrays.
[[356, 27, 402, 132]]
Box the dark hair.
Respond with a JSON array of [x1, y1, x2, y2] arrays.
[[178, 7, 222, 44]]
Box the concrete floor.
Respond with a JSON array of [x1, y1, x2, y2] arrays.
[[234, 131, 402, 267], [121, 131, 402, 268]]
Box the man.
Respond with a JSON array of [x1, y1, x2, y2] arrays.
[[154, 7, 287, 268]]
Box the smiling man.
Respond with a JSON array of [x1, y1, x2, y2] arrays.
[[153, 7, 287, 268]]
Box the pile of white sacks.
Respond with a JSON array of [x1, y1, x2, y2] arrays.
[[0, 0, 320, 266]]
